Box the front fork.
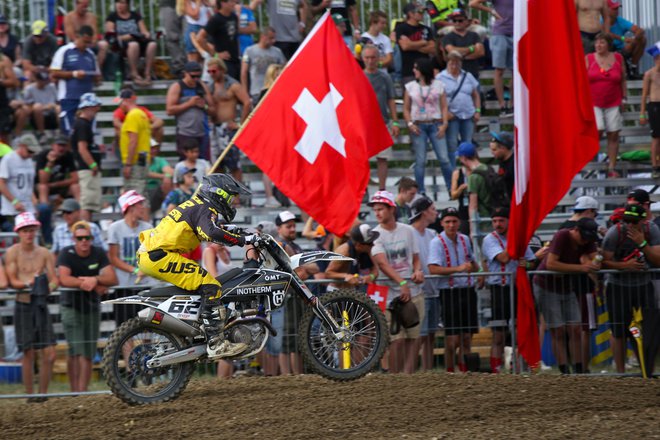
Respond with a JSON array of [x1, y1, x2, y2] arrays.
[[292, 275, 343, 337]]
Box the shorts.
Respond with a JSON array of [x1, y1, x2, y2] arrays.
[[265, 307, 284, 355], [648, 101, 660, 138], [580, 31, 598, 54], [123, 164, 147, 195], [605, 282, 655, 338], [420, 295, 441, 337], [490, 34, 513, 69], [214, 125, 241, 172], [60, 305, 101, 359], [282, 294, 304, 353], [374, 145, 393, 161], [14, 302, 56, 351], [594, 106, 622, 133], [489, 284, 516, 330], [121, 37, 154, 58], [535, 285, 580, 329], [184, 24, 203, 54], [440, 287, 478, 335], [78, 169, 102, 212], [386, 293, 425, 341]]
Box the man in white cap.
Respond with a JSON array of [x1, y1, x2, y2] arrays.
[[70, 92, 102, 221], [0, 134, 41, 231], [5, 212, 58, 401], [369, 190, 425, 374], [559, 195, 601, 232]]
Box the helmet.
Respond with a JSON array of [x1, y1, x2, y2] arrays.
[[198, 173, 251, 222]]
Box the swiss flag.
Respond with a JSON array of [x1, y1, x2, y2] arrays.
[[508, 0, 599, 368], [232, 12, 392, 236], [367, 283, 389, 313]]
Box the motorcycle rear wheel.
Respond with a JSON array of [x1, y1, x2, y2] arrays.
[[102, 318, 195, 405], [299, 289, 389, 380]]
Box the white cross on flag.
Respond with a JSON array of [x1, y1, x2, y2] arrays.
[[233, 12, 392, 235], [367, 283, 389, 313]]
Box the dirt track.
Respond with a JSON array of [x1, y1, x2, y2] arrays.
[[1, 373, 659, 439]]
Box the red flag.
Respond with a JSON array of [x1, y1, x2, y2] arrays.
[[367, 283, 388, 313], [233, 13, 392, 236], [509, 0, 599, 368]]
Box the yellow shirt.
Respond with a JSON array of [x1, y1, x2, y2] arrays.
[[119, 107, 151, 164]]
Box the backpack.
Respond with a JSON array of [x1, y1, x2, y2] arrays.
[[472, 166, 510, 212]]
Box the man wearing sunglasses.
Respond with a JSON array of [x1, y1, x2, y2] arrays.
[[395, 2, 435, 87], [0, 134, 40, 232], [601, 203, 660, 373], [442, 9, 484, 80]]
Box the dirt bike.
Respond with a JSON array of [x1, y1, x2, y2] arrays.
[[102, 234, 389, 405]]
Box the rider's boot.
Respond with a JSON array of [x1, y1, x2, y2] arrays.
[[200, 286, 247, 360]]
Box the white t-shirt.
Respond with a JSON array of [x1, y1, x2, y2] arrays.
[[372, 222, 421, 304], [361, 31, 392, 74], [174, 159, 211, 185], [107, 219, 155, 287], [414, 226, 439, 297], [0, 151, 36, 215]]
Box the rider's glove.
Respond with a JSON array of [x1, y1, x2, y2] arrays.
[[244, 234, 261, 247]]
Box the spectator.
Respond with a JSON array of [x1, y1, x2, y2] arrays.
[[0, 134, 40, 231], [456, 141, 490, 221], [533, 218, 600, 374], [174, 143, 211, 185], [481, 206, 536, 373], [51, 198, 106, 255], [105, 0, 158, 86], [586, 32, 626, 177], [35, 135, 80, 244], [361, 11, 393, 72], [395, 2, 435, 85], [576, 0, 610, 54], [195, 0, 242, 80], [469, 0, 514, 116], [22, 20, 59, 81], [50, 25, 100, 134], [362, 44, 400, 191], [602, 203, 660, 373], [403, 58, 451, 196], [437, 51, 480, 170], [409, 196, 441, 372], [145, 138, 174, 213], [5, 212, 58, 401], [0, 50, 19, 138], [117, 89, 151, 194], [64, 0, 110, 71], [22, 71, 60, 143], [640, 44, 660, 179], [0, 15, 21, 64], [112, 88, 165, 144], [425, 0, 462, 31], [257, 63, 284, 208], [163, 166, 196, 213], [369, 190, 425, 374], [325, 223, 379, 291], [107, 190, 153, 327], [183, 0, 214, 62], [442, 9, 484, 81], [488, 131, 514, 198], [57, 220, 118, 392], [259, 0, 307, 60], [160, 0, 186, 76], [235, 0, 258, 56], [208, 57, 251, 177], [241, 27, 286, 103], [559, 196, 600, 230], [310, 0, 359, 48], [449, 160, 470, 236], [428, 207, 479, 372], [166, 61, 214, 160], [607, 0, 645, 79], [394, 177, 418, 224], [70, 92, 103, 221]]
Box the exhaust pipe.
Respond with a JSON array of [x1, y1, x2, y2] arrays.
[[146, 344, 206, 368], [139, 308, 202, 338]]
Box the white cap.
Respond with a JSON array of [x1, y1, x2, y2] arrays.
[[574, 196, 599, 211], [118, 190, 146, 214]]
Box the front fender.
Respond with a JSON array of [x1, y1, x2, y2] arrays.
[[289, 251, 353, 270]]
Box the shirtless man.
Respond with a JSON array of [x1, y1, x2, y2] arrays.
[[64, 0, 109, 69], [640, 43, 660, 178], [575, 0, 610, 54], [208, 57, 251, 180], [5, 212, 58, 401]]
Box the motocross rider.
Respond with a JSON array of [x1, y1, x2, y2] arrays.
[[137, 173, 258, 359]]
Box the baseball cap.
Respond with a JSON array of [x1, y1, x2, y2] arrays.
[[0, 16, 7, 25], [150, 138, 160, 148], [332, 13, 347, 26], [409, 196, 433, 222], [648, 42, 660, 59], [32, 20, 47, 36], [176, 166, 197, 184], [275, 210, 298, 226], [58, 198, 81, 214], [440, 207, 460, 220], [15, 133, 43, 154], [622, 203, 648, 222], [576, 218, 599, 243], [14, 212, 41, 232], [573, 196, 599, 211], [78, 92, 102, 109], [36, 70, 49, 81], [491, 206, 510, 219], [367, 190, 396, 207], [349, 223, 380, 245], [448, 8, 468, 19], [403, 3, 423, 15], [607, 0, 621, 8], [627, 188, 650, 204], [53, 133, 69, 145], [457, 142, 477, 158], [118, 189, 146, 214], [490, 131, 514, 149], [609, 207, 625, 224], [114, 88, 136, 104], [184, 61, 202, 73]]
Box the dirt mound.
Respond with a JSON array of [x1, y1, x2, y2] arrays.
[[1, 373, 658, 439]]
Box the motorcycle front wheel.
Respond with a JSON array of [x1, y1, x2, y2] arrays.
[[299, 289, 389, 380], [102, 318, 195, 405]]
